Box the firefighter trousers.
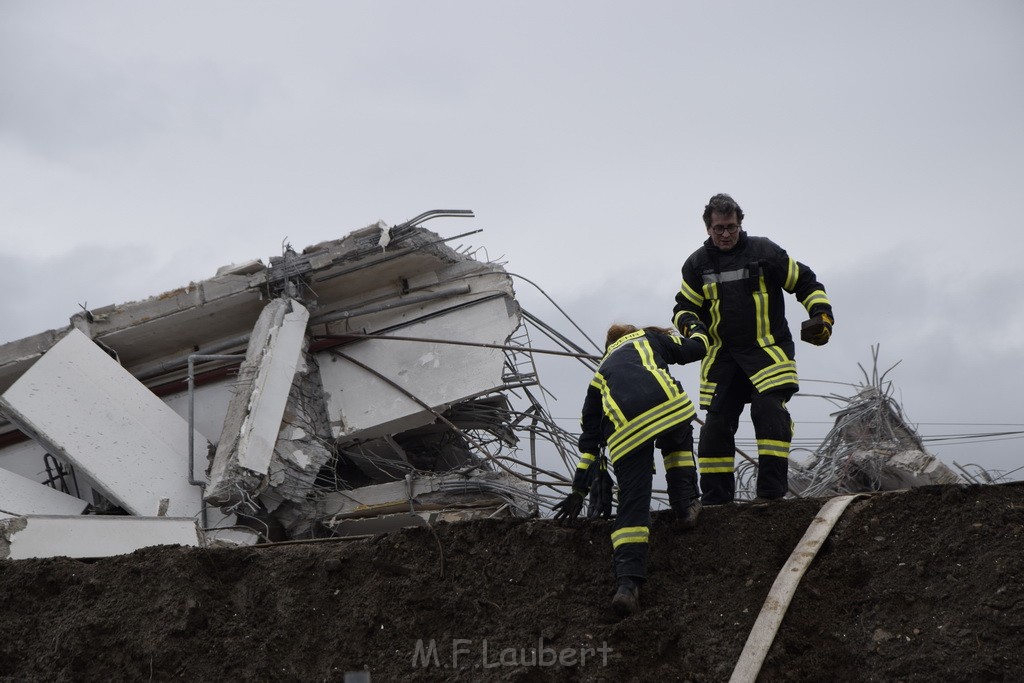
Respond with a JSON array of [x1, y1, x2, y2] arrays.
[[698, 375, 794, 503], [610, 422, 697, 582]]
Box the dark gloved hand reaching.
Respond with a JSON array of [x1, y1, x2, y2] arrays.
[[552, 490, 585, 519]]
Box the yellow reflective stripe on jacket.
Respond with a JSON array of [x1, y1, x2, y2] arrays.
[[607, 394, 696, 462], [750, 359, 798, 393], [699, 378, 716, 409], [702, 282, 723, 347], [677, 279, 703, 308], [605, 329, 645, 354], [801, 289, 830, 312], [610, 408, 695, 463], [698, 456, 735, 473], [577, 452, 597, 470], [663, 451, 695, 470], [611, 526, 649, 549], [784, 257, 800, 291], [592, 374, 627, 431], [636, 339, 679, 400], [757, 439, 789, 459], [752, 275, 773, 347], [762, 344, 788, 365]]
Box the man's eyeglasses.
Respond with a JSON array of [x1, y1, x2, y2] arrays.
[[711, 224, 740, 236]]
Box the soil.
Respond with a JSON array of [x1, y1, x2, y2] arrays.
[[2, 482, 1023, 682]]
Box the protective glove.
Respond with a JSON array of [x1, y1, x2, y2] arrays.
[[587, 460, 614, 519], [678, 315, 706, 339], [800, 313, 833, 346], [552, 490, 585, 519]]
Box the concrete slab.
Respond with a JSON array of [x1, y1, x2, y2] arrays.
[[0, 329, 208, 517], [318, 294, 519, 441], [206, 298, 310, 506], [0, 468, 89, 516], [0, 515, 202, 560]]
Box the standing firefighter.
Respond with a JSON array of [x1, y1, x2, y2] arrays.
[[673, 193, 834, 504], [553, 323, 708, 618]]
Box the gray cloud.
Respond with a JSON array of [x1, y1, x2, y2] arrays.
[[1, 1, 1021, 480]]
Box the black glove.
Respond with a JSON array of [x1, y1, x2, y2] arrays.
[[552, 491, 585, 520], [587, 463, 614, 519], [686, 321, 709, 343], [678, 315, 706, 339], [800, 313, 833, 346]]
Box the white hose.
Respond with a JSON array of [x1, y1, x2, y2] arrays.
[[729, 494, 864, 683]]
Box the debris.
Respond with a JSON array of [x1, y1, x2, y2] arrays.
[[790, 346, 965, 497], [0, 212, 586, 557]]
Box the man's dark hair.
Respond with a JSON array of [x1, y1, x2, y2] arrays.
[[702, 193, 744, 228]]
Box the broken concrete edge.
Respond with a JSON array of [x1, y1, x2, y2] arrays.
[[0, 328, 208, 518], [321, 470, 533, 522], [0, 220, 477, 400], [0, 515, 204, 561], [205, 298, 310, 506]]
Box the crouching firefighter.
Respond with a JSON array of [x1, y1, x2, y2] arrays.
[[553, 322, 708, 618]]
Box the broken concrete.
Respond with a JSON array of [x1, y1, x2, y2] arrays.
[[0, 328, 208, 517], [204, 297, 314, 508], [0, 467, 89, 516], [0, 216, 541, 557], [0, 515, 201, 560]]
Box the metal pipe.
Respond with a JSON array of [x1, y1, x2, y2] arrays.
[[396, 209, 475, 228]]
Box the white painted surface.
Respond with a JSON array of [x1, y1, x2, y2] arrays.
[[0, 329, 208, 517], [319, 295, 518, 441], [0, 468, 89, 515], [0, 515, 201, 560], [0, 438, 50, 481], [236, 301, 309, 472], [162, 381, 234, 446]]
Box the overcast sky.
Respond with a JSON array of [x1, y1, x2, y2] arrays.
[[2, 1, 1022, 480]]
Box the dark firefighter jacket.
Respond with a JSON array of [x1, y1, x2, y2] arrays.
[[672, 232, 832, 408], [571, 328, 707, 493]]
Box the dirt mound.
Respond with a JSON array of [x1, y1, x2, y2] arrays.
[[2, 483, 1023, 682]]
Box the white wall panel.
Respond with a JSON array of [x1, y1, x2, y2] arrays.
[[318, 296, 518, 441], [0, 330, 207, 517], [0, 468, 89, 515]]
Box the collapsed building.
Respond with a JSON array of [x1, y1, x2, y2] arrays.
[[0, 211, 589, 559], [1, 215, 987, 561]]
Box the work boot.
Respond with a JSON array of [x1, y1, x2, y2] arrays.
[[751, 494, 784, 505], [611, 578, 640, 619], [675, 498, 702, 531]]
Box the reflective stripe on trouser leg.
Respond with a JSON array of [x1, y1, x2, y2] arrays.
[[610, 441, 654, 582], [657, 421, 698, 506], [698, 411, 741, 505], [699, 371, 748, 504], [750, 390, 793, 499]]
